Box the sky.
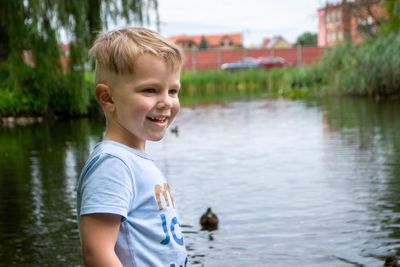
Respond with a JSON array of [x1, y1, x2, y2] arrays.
[[157, 0, 329, 47]]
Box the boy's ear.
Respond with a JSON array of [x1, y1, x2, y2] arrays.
[[95, 83, 115, 112]]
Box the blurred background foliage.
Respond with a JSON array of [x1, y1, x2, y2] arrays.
[[0, 0, 158, 116]]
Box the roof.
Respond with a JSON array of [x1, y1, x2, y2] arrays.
[[261, 36, 291, 49], [169, 33, 243, 47]]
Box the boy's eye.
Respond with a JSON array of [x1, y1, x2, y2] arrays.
[[142, 88, 157, 93], [169, 89, 179, 95]]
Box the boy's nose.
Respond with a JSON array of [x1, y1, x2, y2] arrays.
[[157, 93, 173, 109]]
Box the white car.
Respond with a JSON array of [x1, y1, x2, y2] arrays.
[[220, 57, 262, 71]]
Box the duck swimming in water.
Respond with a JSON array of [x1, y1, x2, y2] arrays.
[[170, 125, 179, 136], [383, 255, 399, 267], [200, 207, 219, 231]]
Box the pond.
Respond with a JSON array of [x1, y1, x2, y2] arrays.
[[0, 97, 399, 266]]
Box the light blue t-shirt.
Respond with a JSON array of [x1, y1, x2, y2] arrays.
[[77, 141, 187, 267]]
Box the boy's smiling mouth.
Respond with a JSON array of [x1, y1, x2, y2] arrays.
[[147, 116, 168, 123]]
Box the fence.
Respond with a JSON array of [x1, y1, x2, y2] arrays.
[[181, 46, 325, 71]]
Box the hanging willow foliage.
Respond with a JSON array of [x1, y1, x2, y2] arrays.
[[0, 0, 158, 116]]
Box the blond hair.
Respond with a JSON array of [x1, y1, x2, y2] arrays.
[[89, 27, 184, 83]]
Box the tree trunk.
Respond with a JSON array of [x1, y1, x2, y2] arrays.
[[0, 23, 8, 61]]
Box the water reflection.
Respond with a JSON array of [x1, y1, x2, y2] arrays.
[[0, 98, 399, 266], [319, 98, 400, 262], [0, 119, 103, 266]]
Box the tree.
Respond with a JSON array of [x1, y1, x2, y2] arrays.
[[341, 0, 399, 39], [380, 0, 400, 35], [198, 35, 209, 50], [0, 0, 158, 115], [294, 32, 317, 46], [346, 0, 384, 38]]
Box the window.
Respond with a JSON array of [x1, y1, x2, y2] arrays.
[[220, 38, 234, 48]]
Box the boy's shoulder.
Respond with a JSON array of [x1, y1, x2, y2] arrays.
[[81, 141, 153, 180]]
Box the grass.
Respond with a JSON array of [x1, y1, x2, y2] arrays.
[[180, 69, 269, 105]]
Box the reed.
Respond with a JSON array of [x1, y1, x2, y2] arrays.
[[343, 32, 400, 96], [180, 69, 268, 105], [300, 32, 400, 97]]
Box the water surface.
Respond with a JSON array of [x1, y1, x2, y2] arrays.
[[0, 97, 399, 266]]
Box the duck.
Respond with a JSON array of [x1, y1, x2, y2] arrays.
[[383, 255, 399, 267], [200, 207, 219, 231], [170, 125, 179, 136]]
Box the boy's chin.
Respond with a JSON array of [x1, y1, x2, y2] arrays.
[[148, 134, 166, 142]]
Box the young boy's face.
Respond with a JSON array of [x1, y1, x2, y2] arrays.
[[106, 54, 181, 150]]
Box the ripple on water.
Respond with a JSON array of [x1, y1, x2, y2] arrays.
[[148, 99, 400, 266]]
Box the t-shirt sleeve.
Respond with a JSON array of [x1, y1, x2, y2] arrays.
[[79, 154, 134, 219]]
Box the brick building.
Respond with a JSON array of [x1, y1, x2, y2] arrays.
[[318, 0, 385, 47]]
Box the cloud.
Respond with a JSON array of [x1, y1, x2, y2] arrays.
[[158, 0, 322, 46]]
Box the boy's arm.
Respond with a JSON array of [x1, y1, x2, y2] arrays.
[[80, 213, 123, 267]]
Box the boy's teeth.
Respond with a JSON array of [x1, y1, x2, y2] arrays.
[[151, 116, 166, 121]]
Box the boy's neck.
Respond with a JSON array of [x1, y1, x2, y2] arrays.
[[103, 132, 146, 151], [102, 115, 146, 151]]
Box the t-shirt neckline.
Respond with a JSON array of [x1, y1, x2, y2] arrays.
[[98, 140, 153, 161]]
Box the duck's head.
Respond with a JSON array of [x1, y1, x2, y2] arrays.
[[206, 207, 213, 216]]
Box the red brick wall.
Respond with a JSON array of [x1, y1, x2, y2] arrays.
[[182, 47, 325, 71]]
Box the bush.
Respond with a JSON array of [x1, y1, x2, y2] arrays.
[[0, 89, 28, 116]]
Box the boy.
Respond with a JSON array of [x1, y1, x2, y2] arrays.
[[77, 27, 187, 267]]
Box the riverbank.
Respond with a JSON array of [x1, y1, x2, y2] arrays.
[[1, 116, 44, 127], [1, 31, 399, 119]]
